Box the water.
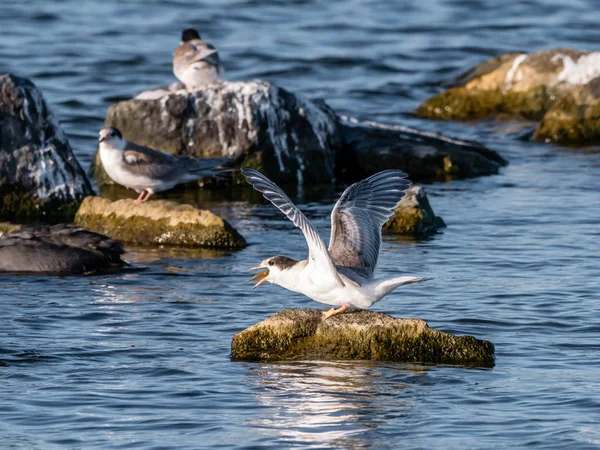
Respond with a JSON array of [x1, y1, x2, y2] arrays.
[[1, 0, 600, 448]]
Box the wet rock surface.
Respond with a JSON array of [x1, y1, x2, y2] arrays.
[[383, 185, 445, 235], [0, 74, 94, 223], [94, 80, 506, 188], [231, 308, 495, 366], [74, 196, 246, 249]]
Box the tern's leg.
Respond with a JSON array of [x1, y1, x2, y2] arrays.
[[140, 190, 154, 203], [133, 190, 147, 204], [322, 304, 348, 320]]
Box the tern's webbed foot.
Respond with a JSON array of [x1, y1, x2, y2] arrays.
[[322, 304, 348, 320]]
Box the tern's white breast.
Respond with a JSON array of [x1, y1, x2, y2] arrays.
[[99, 145, 157, 192]]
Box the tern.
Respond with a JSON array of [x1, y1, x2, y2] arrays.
[[173, 28, 221, 91], [98, 127, 230, 203], [244, 168, 424, 319]]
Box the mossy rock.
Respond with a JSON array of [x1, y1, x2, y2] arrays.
[[535, 77, 600, 145], [74, 197, 246, 249], [383, 185, 445, 235], [231, 308, 495, 367], [415, 49, 589, 121]]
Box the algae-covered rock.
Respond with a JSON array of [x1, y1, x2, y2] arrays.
[[534, 77, 600, 145], [0, 73, 94, 222], [338, 117, 506, 180], [383, 186, 445, 235], [231, 308, 494, 367], [94, 80, 341, 186], [416, 49, 596, 121], [74, 197, 246, 249]]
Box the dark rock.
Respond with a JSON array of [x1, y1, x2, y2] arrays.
[[231, 308, 495, 367], [74, 196, 247, 249], [0, 73, 94, 222], [0, 224, 125, 275], [337, 117, 506, 181], [94, 80, 341, 186], [94, 80, 506, 190]]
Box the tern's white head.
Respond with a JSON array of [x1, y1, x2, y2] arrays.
[[248, 256, 298, 289], [98, 127, 126, 151]]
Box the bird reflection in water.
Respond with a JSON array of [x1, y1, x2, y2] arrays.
[[245, 361, 428, 448]]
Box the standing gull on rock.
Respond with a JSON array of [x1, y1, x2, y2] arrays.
[[173, 28, 221, 91], [98, 127, 230, 203], [244, 168, 424, 319]]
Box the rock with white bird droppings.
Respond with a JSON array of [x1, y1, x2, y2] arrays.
[[0, 74, 94, 222], [74, 196, 246, 249], [92, 80, 505, 188], [93, 80, 341, 186], [231, 308, 495, 366]]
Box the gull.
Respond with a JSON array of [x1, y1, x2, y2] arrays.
[[173, 28, 221, 91], [98, 127, 230, 203], [244, 168, 424, 319]]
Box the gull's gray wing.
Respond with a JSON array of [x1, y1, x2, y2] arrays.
[[242, 168, 344, 286], [328, 170, 410, 278]]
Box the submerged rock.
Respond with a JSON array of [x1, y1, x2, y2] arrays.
[[0, 73, 94, 222], [415, 49, 600, 121], [95, 80, 340, 186], [383, 185, 445, 235], [231, 308, 495, 367], [0, 224, 125, 275], [337, 117, 506, 180], [74, 196, 246, 249]]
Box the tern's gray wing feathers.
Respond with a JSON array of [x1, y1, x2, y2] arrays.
[[123, 141, 229, 180], [328, 170, 410, 278], [123, 141, 184, 179], [241, 168, 344, 286]]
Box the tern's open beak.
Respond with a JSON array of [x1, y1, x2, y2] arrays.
[[98, 128, 109, 143], [248, 264, 269, 289]]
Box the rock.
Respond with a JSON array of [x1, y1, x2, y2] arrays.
[[383, 186, 445, 235], [95, 80, 505, 190], [0, 74, 94, 222], [74, 196, 246, 249], [231, 308, 495, 366], [0, 222, 22, 237], [94, 80, 341, 186], [415, 49, 600, 121], [534, 77, 600, 145], [337, 117, 507, 180], [0, 224, 125, 275]]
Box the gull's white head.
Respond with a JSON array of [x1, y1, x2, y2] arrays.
[[248, 256, 298, 289], [98, 127, 126, 151]]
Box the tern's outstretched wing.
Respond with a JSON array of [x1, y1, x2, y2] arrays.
[[242, 168, 344, 286], [328, 170, 410, 278]]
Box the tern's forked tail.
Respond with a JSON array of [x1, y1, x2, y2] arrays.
[[373, 276, 425, 301]]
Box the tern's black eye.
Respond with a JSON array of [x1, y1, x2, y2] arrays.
[[268, 260, 275, 266]]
